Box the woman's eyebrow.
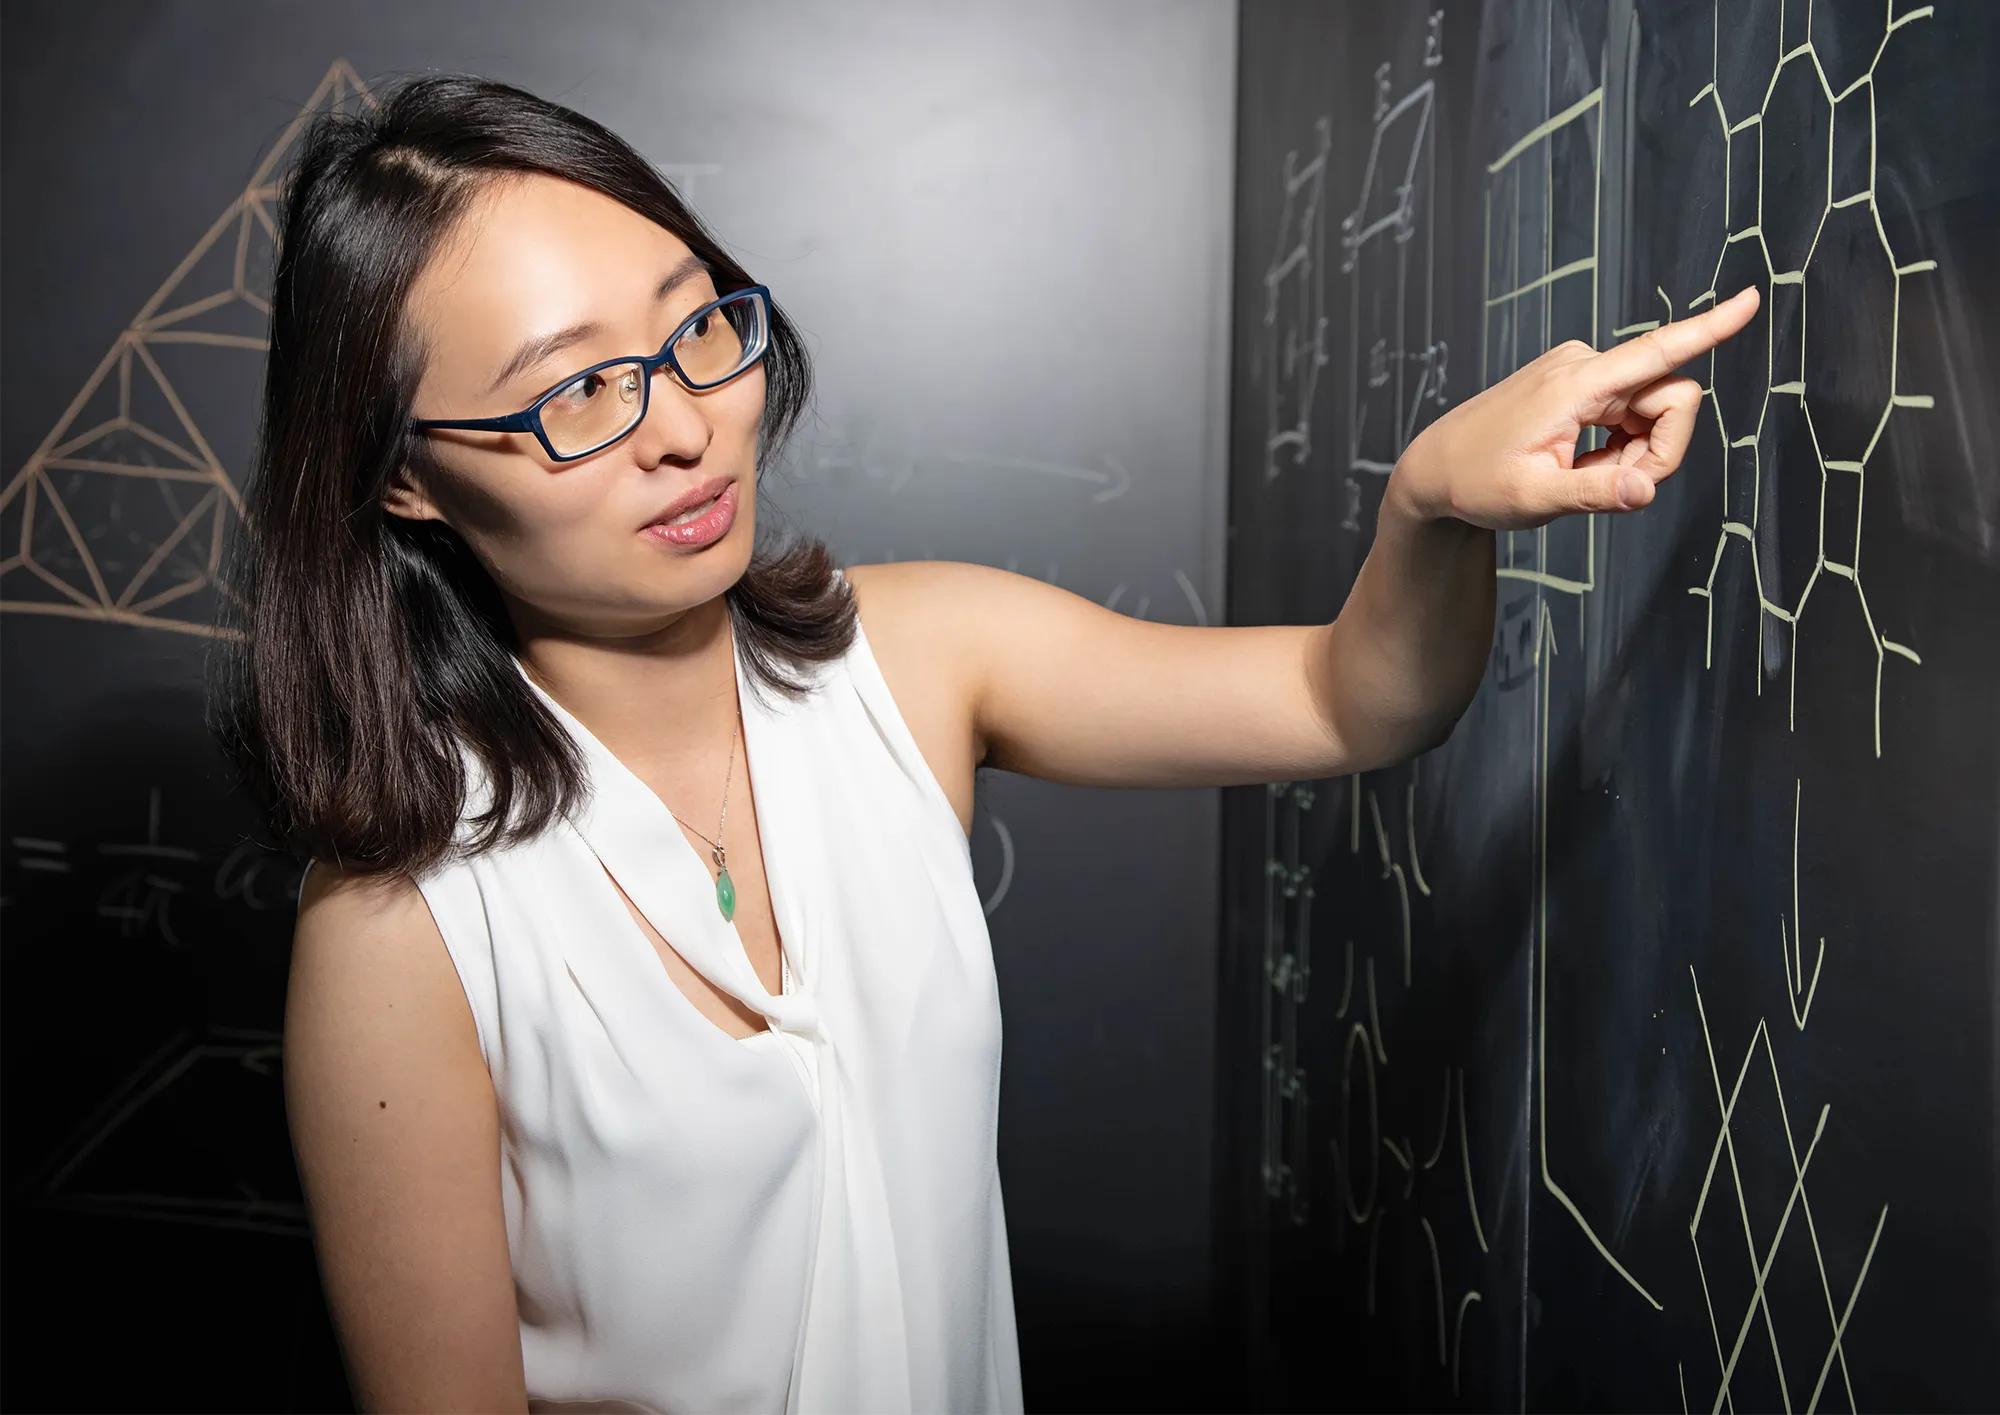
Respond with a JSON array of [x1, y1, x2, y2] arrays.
[[480, 255, 712, 397]]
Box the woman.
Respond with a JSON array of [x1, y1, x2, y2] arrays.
[[219, 74, 1754, 1413]]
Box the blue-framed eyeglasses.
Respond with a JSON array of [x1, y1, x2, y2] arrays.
[[408, 285, 773, 463]]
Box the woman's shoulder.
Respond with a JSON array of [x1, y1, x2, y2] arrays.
[[840, 559, 1003, 672], [840, 557, 1091, 706], [842, 556, 1001, 613], [295, 860, 449, 962], [839, 560, 990, 697], [292, 860, 480, 1039]]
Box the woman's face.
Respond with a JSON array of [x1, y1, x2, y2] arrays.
[[396, 172, 766, 639]]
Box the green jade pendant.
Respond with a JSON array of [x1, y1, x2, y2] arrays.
[[713, 847, 737, 922]]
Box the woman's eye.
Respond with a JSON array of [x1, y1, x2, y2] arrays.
[[684, 313, 714, 341], [553, 371, 604, 405]]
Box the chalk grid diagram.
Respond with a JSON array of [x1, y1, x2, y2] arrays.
[[1483, 84, 1605, 595], [1258, 11, 1447, 519], [1477, 1, 1911, 1406], [1677, 0, 1936, 758], [1339, 17, 1447, 529], [0, 61, 377, 638]]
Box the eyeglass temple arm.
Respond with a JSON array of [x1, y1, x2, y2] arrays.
[[408, 409, 540, 432]]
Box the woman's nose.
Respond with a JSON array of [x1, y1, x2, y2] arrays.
[[628, 365, 714, 467]]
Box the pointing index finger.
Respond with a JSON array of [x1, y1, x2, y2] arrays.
[[1588, 285, 1760, 393]]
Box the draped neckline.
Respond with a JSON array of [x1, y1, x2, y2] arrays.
[[511, 626, 827, 1045]]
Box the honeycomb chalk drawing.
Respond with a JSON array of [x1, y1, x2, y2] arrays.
[[1681, 0, 1936, 759]]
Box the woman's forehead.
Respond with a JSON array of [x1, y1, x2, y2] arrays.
[[410, 174, 700, 377]]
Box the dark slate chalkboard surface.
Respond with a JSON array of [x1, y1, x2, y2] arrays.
[[1221, 0, 1998, 1409], [0, 4, 1236, 1409]]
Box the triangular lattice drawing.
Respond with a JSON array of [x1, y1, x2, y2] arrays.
[[0, 60, 376, 638]]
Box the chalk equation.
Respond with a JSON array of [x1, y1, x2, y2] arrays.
[[5, 786, 304, 946]]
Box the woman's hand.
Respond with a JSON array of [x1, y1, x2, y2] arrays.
[[1390, 285, 1760, 530], [846, 285, 1765, 797]]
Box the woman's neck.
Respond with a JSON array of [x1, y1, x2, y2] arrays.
[[514, 593, 738, 779]]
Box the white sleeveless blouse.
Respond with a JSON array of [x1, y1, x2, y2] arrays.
[[413, 616, 1023, 1413]]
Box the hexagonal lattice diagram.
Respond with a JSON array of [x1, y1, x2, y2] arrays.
[[1681, 2, 1938, 758], [0, 61, 378, 638]]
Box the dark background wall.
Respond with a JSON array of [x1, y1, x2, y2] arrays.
[[1222, 0, 1998, 1411], [0, 3, 1238, 1409]]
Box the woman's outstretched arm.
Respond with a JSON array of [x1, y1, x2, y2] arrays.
[[849, 288, 1759, 816]]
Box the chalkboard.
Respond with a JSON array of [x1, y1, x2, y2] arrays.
[[1222, 0, 1999, 1410], [0, 4, 1237, 1408]]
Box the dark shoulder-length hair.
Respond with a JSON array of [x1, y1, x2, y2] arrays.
[[212, 73, 854, 878]]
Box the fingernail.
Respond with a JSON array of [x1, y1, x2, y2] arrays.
[[1617, 471, 1650, 507]]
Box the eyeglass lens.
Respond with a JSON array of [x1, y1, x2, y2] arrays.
[[539, 291, 769, 457]]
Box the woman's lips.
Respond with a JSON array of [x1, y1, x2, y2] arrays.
[[642, 482, 737, 549]]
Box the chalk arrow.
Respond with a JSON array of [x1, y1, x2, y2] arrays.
[[1782, 916, 1825, 1031], [942, 451, 1132, 503]]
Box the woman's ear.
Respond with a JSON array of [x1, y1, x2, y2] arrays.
[[381, 465, 446, 523]]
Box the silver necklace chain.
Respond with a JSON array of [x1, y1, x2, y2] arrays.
[[670, 716, 737, 870], [668, 709, 790, 994]]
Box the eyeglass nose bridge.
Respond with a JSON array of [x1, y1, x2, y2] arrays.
[[620, 337, 724, 434], [628, 314, 766, 413], [598, 326, 755, 457], [634, 341, 697, 394]]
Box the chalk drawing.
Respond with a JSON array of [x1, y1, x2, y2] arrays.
[[1484, 85, 1606, 598], [1338, 41, 1447, 526], [1473, 0, 1935, 1372], [1680, 1, 1936, 758], [18, 1025, 307, 1237], [1479, 56, 1660, 1298], [940, 450, 1132, 504], [979, 812, 1015, 917], [1688, 967, 1887, 1414], [1338, 1021, 1379, 1226], [1248, 27, 1504, 1399], [1260, 118, 1332, 481], [1530, 605, 1656, 1298], [1260, 781, 1315, 1224], [0, 62, 376, 637], [1252, 18, 1497, 1396], [1453, 1289, 1485, 1396], [1255, 14, 1453, 505], [95, 785, 199, 946], [1781, 780, 1826, 1030], [1246, 3, 1941, 1406]]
